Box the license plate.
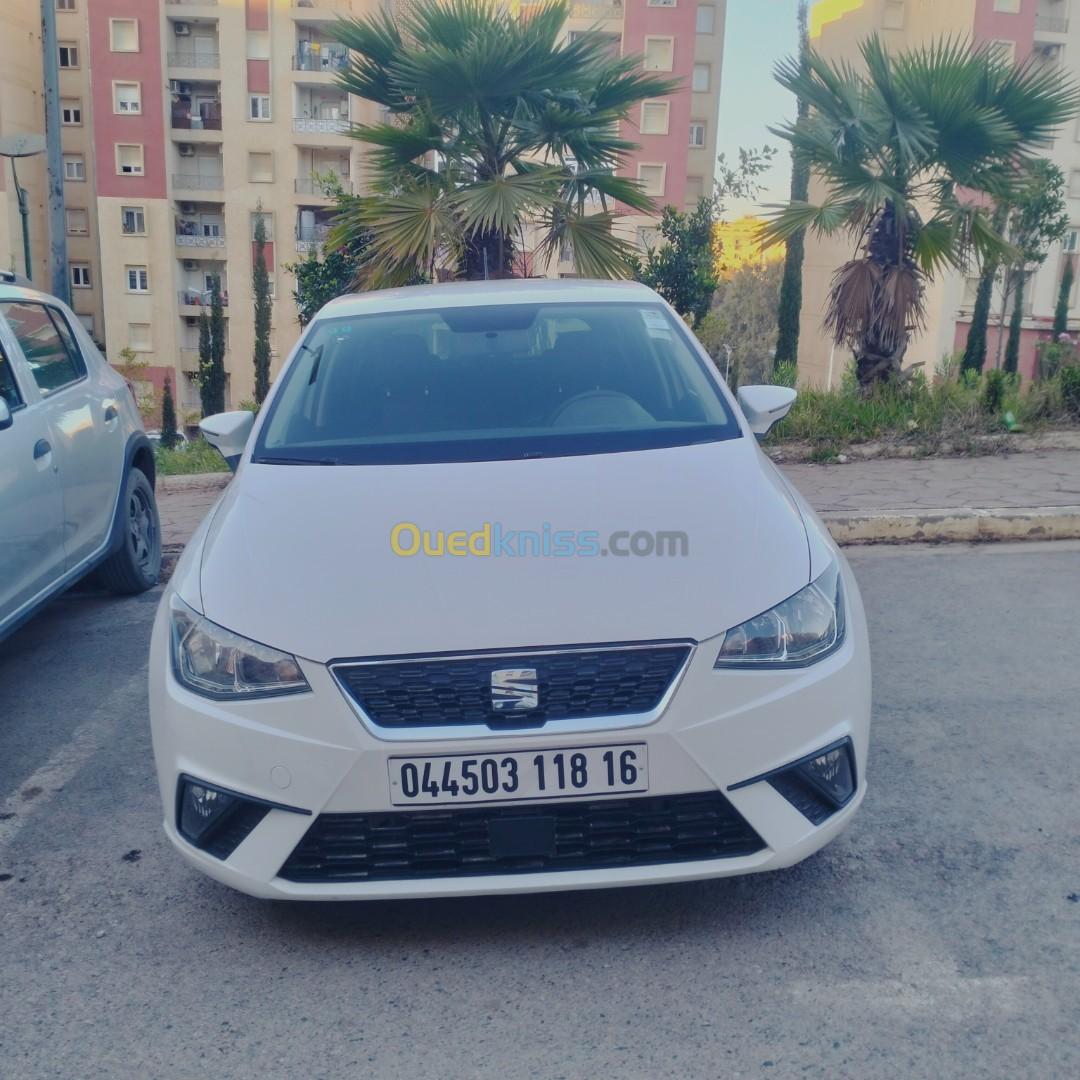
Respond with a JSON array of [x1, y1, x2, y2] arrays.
[[388, 743, 648, 807]]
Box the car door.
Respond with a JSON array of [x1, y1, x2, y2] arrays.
[[0, 300, 123, 571], [0, 321, 66, 627]]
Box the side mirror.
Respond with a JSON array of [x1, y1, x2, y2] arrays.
[[0, 397, 11, 432], [737, 385, 797, 439], [199, 410, 255, 472]]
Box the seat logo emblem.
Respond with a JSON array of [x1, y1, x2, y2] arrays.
[[490, 668, 539, 711]]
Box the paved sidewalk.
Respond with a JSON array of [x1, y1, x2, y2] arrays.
[[157, 449, 1080, 553]]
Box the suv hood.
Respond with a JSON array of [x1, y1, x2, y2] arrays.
[[196, 440, 810, 663]]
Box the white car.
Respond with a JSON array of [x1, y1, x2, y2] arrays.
[[150, 280, 870, 901], [0, 273, 161, 642]]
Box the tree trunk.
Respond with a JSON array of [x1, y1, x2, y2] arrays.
[[461, 229, 514, 280], [1004, 274, 1025, 375], [855, 338, 906, 389]]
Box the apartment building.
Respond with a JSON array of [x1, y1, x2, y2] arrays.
[[0, 5, 49, 285], [800, 0, 1080, 386], [27, 0, 723, 417]]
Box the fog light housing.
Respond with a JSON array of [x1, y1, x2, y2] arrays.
[[177, 776, 270, 859], [729, 738, 857, 826]]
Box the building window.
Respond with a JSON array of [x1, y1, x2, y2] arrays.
[[686, 176, 704, 204], [248, 151, 274, 182], [77, 313, 94, 334], [58, 42, 79, 68], [116, 144, 145, 176], [63, 153, 85, 181], [647, 0, 676, 5], [113, 82, 142, 115], [61, 99, 82, 125], [696, 5, 715, 34], [993, 0, 1021, 12], [692, 64, 711, 92], [643, 37, 675, 72], [1070, 171, 1080, 199], [126, 266, 150, 293], [689, 121, 706, 148], [128, 323, 152, 351], [1064, 229, 1079, 254], [249, 95, 272, 121], [990, 39, 1016, 64], [56, 0, 77, 10], [121, 206, 146, 235], [250, 211, 273, 240], [640, 100, 670, 136], [71, 263, 91, 289], [65, 209, 89, 236], [109, 18, 139, 52], [883, 0, 905, 29], [637, 163, 666, 197]]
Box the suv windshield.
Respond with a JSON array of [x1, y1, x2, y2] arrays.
[[254, 301, 740, 465]]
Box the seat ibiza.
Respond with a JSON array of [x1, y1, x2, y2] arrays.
[[150, 280, 870, 900]]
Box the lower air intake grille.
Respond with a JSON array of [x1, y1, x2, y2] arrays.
[[331, 643, 692, 730], [277, 791, 766, 883]]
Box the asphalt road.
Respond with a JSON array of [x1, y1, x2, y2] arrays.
[[1, 544, 1078, 1079]]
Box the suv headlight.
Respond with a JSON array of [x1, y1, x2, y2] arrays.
[[169, 595, 310, 699], [715, 561, 846, 668]]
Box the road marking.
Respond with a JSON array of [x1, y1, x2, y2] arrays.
[[0, 669, 144, 852]]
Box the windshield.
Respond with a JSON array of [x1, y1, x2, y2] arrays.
[[253, 301, 740, 465]]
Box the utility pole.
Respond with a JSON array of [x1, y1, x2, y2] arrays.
[[41, 0, 69, 304]]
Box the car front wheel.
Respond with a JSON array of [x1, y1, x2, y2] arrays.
[[99, 468, 161, 594]]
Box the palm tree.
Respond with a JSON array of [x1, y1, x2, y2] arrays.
[[764, 36, 1080, 387], [328, 0, 677, 285]]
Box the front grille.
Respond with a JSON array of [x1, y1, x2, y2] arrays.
[[331, 643, 692, 730], [277, 791, 766, 883]]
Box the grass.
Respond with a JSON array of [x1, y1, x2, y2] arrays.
[[766, 368, 1079, 458], [154, 437, 230, 476]]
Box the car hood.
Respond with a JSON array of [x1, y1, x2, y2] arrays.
[[196, 440, 811, 663]]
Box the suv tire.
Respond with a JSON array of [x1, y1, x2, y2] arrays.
[[99, 468, 161, 594]]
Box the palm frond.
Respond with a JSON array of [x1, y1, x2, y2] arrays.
[[449, 168, 561, 236]]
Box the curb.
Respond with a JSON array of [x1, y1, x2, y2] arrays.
[[158, 473, 231, 495], [823, 506, 1080, 545]]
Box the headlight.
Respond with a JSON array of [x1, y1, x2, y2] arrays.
[[169, 595, 310, 699], [714, 561, 845, 668]]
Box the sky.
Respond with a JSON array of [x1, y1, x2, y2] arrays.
[[716, 0, 802, 218]]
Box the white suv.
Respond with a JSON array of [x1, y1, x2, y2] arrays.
[[0, 273, 161, 641]]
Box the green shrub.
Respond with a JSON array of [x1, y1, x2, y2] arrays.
[[981, 369, 1008, 414], [1061, 366, 1080, 420], [771, 361, 797, 388], [154, 437, 230, 476]]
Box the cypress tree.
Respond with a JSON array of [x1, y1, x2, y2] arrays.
[[1004, 274, 1025, 375], [252, 208, 272, 404], [197, 309, 214, 417], [208, 276, 227, 414], [774, 1, 810, 370], [1054, 258, 1074, 337], [962, 268, 994, 374], [160, 373, 179, 450]]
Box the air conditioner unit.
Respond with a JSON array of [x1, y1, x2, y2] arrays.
[[180, 202, 196, 213], [178, 143, 195, 157], [185, 316, 199, 327], [174, 22, 191, 36], [183, 259, 200, 271]]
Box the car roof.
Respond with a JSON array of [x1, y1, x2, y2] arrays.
[[0, 271, 61, 305], [315, 278, 662, 321]]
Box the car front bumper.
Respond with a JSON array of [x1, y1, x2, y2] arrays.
[[149, 564, 871, 901]]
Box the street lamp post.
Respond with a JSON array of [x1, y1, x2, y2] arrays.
[[0, 133, 46, 281]]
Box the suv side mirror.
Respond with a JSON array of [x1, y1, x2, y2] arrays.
[[0, 397, 12, 432], [737, 385, 797, 438], [200, 410, 255, 472]]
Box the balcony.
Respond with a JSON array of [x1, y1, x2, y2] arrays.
[[172, 106, 222, 131], [292, 44, 349, 72], [293, 116, 351, 135], [178, 288, 230, 310], [1035, 13, 1070, 34], [168, 51, 220, 70], [173, 173, 224, 192], [292, 0, 350, 9], [296, 223, 332, 253], [295, 175, 352, 196]]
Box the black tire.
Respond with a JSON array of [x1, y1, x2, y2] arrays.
[[99, 468, 162, 595]]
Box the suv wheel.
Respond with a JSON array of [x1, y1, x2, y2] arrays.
[[99, 469, 161, 594]]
